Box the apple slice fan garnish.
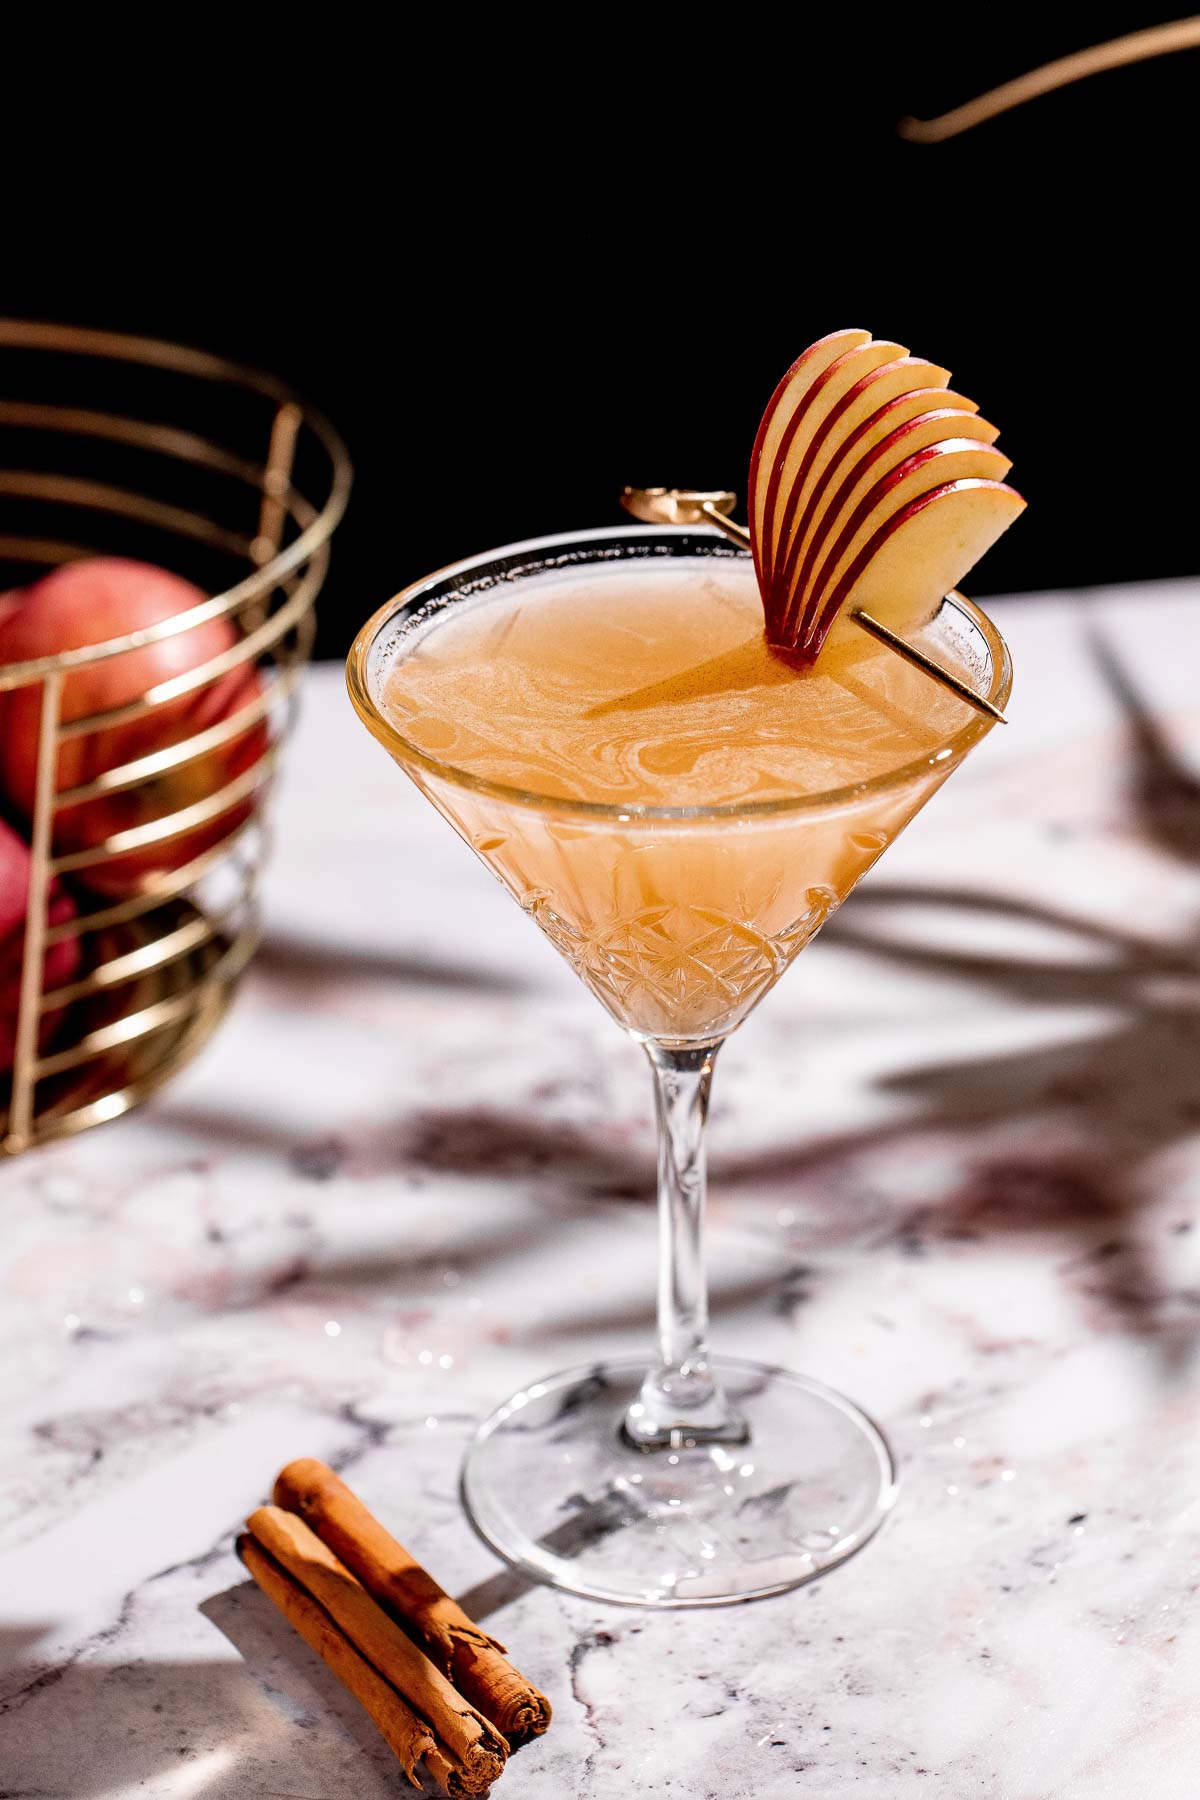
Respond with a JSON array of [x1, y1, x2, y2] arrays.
[[622, 327, 1025, 721]]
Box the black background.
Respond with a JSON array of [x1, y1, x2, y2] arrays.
[[4, 11, 1195, 659]]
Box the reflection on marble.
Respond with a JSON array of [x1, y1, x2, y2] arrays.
[[4, 578, 1200, 1797]]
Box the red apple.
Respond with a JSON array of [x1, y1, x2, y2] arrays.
[[748, 328, 870, 567], [749, 330, 1025, 661], [805, 438, 1011, 609], [776, 390, 990, 605], [806, 478, 1027, 660], [766, 353, 953, 587], [756, 339, 906, 588], [785, 421, 1007, 642], [0, 559, 268, 898], [0, 816, 80, 1072]]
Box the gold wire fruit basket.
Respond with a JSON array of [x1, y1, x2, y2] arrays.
[[0, 321, 351, 1153]]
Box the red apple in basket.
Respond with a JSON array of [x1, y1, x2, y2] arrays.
[[0, 559, 268, 898], [0, 815, 80, 1072]]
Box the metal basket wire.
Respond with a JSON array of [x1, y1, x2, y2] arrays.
[[0, 321, 351, 1153]]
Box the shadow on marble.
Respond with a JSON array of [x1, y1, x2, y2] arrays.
[[0, 1616, 421, 1800], [152, 1097, 651, 1198], [452, 1505, 625, 1626], [816, 627, 1200, 1372], [453, 1563, 536, 1625], [156, 1013, 1200, 1368], [0, 1621, 55, 1684], [257, 928, 533, 995], [1086, 623, 1200, 871], [382, 1108, 651, 1197], [176, 1102, 851, 1341], [826, 898, 1200, 1374], [518, 1262, 790, 1343], [198, 1581, 452, 1798], [154, 630, 1200, 1379], [204, 1574, 564, 1794]]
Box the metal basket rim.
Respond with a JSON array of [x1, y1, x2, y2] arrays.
[[0, 318, 352, 684]]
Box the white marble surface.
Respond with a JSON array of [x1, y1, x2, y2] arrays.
[[5, 577, 1200, 1798]]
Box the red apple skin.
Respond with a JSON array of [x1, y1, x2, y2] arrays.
[[0, 816, 80, 1072], [757, 344, 901, 589], [765, 356, 952, 598], [748, 329, 870, 584], [0, 559, 267, 898], [792, 437, 1011, 648], [778, 395, 987, 612], [799, 477, 1026, 661]]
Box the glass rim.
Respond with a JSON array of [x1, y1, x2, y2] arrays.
[[345, 525, 1014, 824]]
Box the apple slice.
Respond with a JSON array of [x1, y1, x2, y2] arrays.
[[802, 479, 1027, 663], [775, 386, 982, 605], [749, 330, 1025, 664], [791, 439, 1012, 648], [767, 356, 953, 588], [757, 339, 907, 588], [748, 329, 870, 561], [782, 409, 1002, 641]]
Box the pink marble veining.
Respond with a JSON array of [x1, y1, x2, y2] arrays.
[[3, 579, 1200, 1798]]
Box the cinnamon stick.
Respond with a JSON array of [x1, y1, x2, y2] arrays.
[[274, 1457, 552, 1744], [237, 1535, 456, 1794], [245, 1505, 508, 1795]]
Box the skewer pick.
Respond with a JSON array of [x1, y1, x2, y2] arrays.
[[620, 485, 1007, 724]]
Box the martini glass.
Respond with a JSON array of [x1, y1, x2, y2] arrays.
[[347, 526, 1011, 1606]]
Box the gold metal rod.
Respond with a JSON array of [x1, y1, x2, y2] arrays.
[[0, 481, 333, 695], [55, 563, 322, 737], [33, 929, 259, 1079], [853, 609, 1007, 722], [245, 403, 304, 634], [42, 812, 263, 946], [0, 401, 268, 488], [0, 528, 295, 690], [254, 403, 303, 567], [38, 854, 255, 1010], [0, 318, 351, 1155], [0, 535, 107, 567], [0, 319, 353, 632], [0, 472, 252, 558], [699, 502, 751, 547], [39, 912, 220, 1010], [5, 672, 62, 1153], [0, 318, 298, 403], [51, 749, 279, 873], [898, 19, 1200, 143], [29, 999, 231, 1146], [284, 601, 320, 670], [56, 679, 280, 808]]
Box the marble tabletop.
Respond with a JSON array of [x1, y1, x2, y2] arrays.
[[4, 577, 1200, 1799]]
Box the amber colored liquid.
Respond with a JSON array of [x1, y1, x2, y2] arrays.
[[382, 556, 988, 1041]]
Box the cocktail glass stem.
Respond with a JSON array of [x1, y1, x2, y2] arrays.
[[624, 1041, 749, 1449]]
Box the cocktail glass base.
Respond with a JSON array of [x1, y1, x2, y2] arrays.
[[461, 1355, 897, 1607]]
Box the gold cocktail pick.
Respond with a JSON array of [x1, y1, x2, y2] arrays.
[[620, 485, 1007, 724]]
